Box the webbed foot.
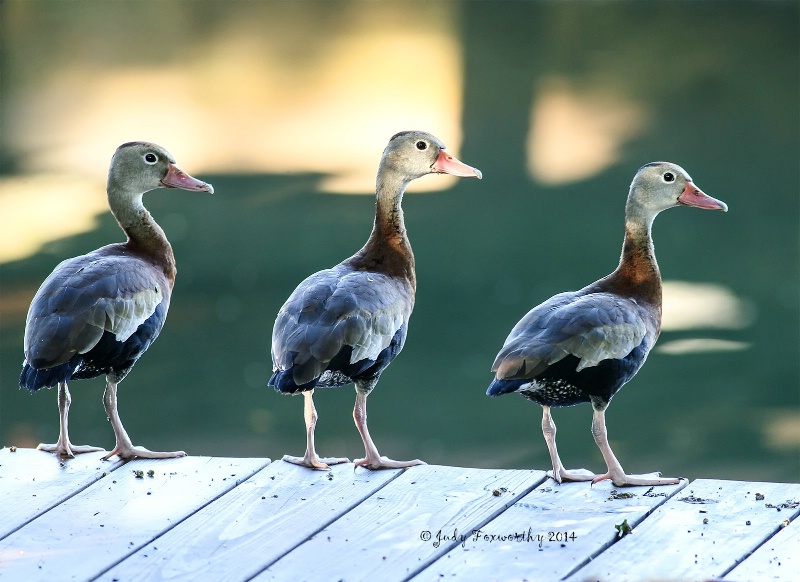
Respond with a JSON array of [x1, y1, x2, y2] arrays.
[[548, 467, 596, 484], [354, 455, 426, 470], [37, 442, 105, 458], [282, 453, 350, 470], [592, 470, 681, 487], [102, 445, 186, 461]]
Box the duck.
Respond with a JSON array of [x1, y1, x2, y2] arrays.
[[487, 162, 727, 487], [269, 130, 482, 470], [20, 141, 214, 459]]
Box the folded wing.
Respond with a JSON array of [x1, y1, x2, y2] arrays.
[[24, 250, 170, 370], [492, 291, 649, 381], [271, 266, 412, 387]]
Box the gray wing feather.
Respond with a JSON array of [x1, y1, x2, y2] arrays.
[[493, 291, 649, 379], [24, 251, 169, 368], [272, 266, 412, 386]]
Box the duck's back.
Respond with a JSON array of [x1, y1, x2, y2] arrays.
[[270, 263, 413, 393], [21, 244, 171, 390]]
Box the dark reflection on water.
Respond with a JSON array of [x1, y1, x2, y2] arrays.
[[1, 2, 798, 482]]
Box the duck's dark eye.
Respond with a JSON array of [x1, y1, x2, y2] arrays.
[[144, 153, 158, 164], [415, 141, 427, 151], [663, 172, 675, 182]]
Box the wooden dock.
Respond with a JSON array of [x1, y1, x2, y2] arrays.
[[0, 447, 797, 581]]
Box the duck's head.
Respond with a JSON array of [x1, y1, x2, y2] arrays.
[[108, 142, 214, 195], [381, 131, 482, 182], [628, 161, 727, 217]]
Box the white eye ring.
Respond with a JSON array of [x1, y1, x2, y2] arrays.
[[143, 153, 158, 165], [415, 141, 427, 151], [663, 172, 675, 183]]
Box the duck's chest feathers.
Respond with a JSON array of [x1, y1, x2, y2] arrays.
[[350, 232, 416, 288]]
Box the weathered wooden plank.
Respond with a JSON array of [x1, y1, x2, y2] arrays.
[[0, 455, 268, 582], [723, 518, 800, 581], [0, 447, 125, 540], [3, 450, 796, 582], [413, 474, 686, 581], [252, 465, 547, 582], [566, 479, 800, 582], [97, 461, 403, 581]]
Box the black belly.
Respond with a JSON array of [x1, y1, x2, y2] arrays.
[[523, 342, 647, 407]]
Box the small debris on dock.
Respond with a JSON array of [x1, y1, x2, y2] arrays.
[[643, 486, 667, 498], [766, 500, 799, 511], [608, 490, 636, 501], [679, 494, 718, 504], [614, 519, 632, 538]]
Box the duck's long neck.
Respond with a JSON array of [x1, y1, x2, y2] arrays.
[[603, 208, 661, 307], [352, 169, 416, 287], [108, 179, 176, 286]]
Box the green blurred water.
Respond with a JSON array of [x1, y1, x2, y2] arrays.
[[1, 1, 798, 482]]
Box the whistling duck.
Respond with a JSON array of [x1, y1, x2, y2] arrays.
[[487, 162, 727, 487], [20, 142, 213, 459], [270, 131, 482, 470]]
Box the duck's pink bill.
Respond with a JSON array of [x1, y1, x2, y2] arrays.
[[161, 164, 214, 193], [432, 150, 482, 179], [678, 182, 727, 211]]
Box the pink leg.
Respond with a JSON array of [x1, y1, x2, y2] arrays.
[[590, 406, 680, 487], [352, 389, 425, 470], [283, 390, 349, 469], [101, 376, 186, 460], [540, 405, 595, 483], [37, 382, 104, 457]]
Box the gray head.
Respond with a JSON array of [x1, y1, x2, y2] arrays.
[[108, 142, 214, 195], [628, 161, 727, 218], [380, 131, 482, 182]]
